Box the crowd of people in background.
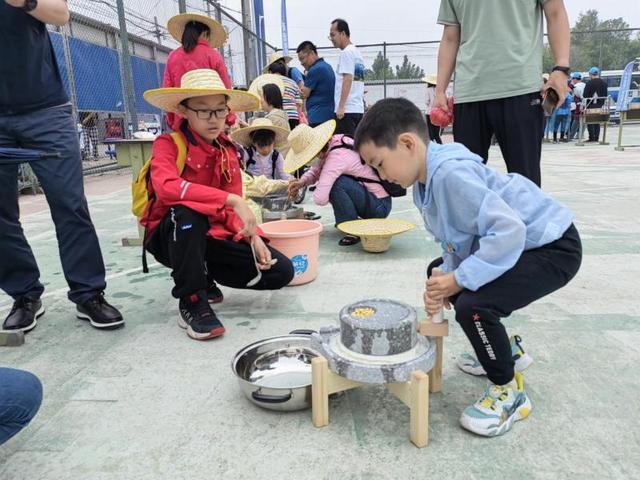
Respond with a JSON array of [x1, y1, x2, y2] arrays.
[[543, 66, 608, 144]]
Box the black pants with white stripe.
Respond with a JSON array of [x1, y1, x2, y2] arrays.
[[145, 206, 294, 299], [453, 92, 544, 186], [427, 224, 582, 385]]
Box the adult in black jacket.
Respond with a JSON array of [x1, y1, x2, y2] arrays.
[[583, 67, 608, 142]]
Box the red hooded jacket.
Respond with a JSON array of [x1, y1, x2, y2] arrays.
[[141, 122, 262, 242]]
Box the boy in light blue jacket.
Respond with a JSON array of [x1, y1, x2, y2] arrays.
[[354, 98, 582, 437]]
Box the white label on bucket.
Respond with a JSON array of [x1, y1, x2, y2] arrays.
[[291, 254, 309, 276]]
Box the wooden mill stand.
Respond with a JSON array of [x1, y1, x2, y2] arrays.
[[311, 318, 449, 448]]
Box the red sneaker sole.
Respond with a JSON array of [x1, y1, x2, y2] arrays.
[[187, 326, 226, 340]]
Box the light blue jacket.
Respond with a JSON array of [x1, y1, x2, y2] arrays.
[[414, 142, 574, 291]]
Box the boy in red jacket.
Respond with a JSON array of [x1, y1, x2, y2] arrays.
[[143, 70, 294, 340]]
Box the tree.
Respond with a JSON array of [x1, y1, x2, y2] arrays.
[[394, 55, 425, 80], [569, 10, 638, 71], [364, 51, 394, 81]]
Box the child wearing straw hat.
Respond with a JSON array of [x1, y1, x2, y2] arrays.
[[163, 13, 234, 131], [286, 121, 392, 246], [230, 118, 291, 180], [423, 74, 442, 144], [354, 97, 582, 437], [142, 69, 294, 341]]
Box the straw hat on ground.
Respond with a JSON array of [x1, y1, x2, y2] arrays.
[[144, 69, 260, 114], [248, 74, 286, 99], [337, 218, 415, 253], [230, 118, 290, 149], [167, 13, 227, 48], [283, 120, 336, 174], [422, 74, 438, 85], [263, 52, 292, 73]]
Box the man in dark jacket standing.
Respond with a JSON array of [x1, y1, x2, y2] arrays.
[[0, 0, 124, 333], [583, 66, 608, 142]]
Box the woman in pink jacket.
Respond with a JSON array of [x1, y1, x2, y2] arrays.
[[286, 120, 391, 246]]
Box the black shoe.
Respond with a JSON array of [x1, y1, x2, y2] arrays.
[[178, 291, 225, 340], [76, 293, 124, 330], [3, 296, 44, 333], [207, 282, 224, 304], [339, 235, 361, 246]]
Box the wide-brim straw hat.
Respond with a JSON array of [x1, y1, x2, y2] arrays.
[[230, 118, 290, 149], [283, 120, 336, 174], [337, 218, 415, 253], [248, 74, 286, 99], [167, 13, 227, 48], [422, 74, 438, 85], [144, 69, 260, 114], [263, 52, 292, 73]]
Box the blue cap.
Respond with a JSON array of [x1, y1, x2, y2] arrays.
[[589, 67, 600, 76], [571, 72, 582, 80]]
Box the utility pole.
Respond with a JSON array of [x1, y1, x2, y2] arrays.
[[153, 16, 162, 45], [227, 44, 234, 82], [116, 0, 138, 136], [241, 0, 257, 86], [178, 0, 187, 14], [211, 0, 224, 56]]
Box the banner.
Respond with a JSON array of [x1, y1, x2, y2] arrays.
[[616, 60, 637, 113], [281, 0, 289, 56], [252, 0, 266, 71]]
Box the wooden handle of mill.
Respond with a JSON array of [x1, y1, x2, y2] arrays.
[[430, 267, 444, 324]]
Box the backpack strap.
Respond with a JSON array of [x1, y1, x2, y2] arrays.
[[141, 132, 187, 273], [271, 149, 280, 178], [246, 146, 256, 167], [169, 131, 188, 174]]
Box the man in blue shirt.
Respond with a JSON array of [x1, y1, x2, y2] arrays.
[[296, 41, 336, 127]]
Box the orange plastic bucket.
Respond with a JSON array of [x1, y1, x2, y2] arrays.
[[259, 219, 323, 285]]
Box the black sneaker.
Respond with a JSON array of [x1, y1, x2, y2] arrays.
[[76, 293, 124, 330], [207, 282, 224, 304], [178, 291, 225, 340], [2, 297, 44, 333]]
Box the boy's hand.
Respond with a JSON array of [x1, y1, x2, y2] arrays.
[[252, 236, 273, 270], [226, 194, 256, 238], [426, 272, 462, 302]]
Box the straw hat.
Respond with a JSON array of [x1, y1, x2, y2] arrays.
[[337, 218, 415, 253], [263, 52, 292, 73], [230, 118, 290, 149], [167, 13, 227, 48], [144, 69, 260, 114], [283, 120, 336, 174], [248, 74, 286, 100], [422, 74, 438, 85]]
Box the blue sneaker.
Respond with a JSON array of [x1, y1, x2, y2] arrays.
[[457, 334, 533, 376], [459, 372, 531, 437]]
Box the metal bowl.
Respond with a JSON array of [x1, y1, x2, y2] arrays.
[[262, 193, 292, 212], [231, 331, 318, 411]]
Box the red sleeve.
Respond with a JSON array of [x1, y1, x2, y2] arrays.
[[149, 135, 230, 221]]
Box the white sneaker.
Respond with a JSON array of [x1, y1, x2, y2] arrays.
[[457, 334, 533, 376], [459, 372, 532, 437]]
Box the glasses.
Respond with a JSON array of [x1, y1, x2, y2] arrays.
[[184, 105, 230, 120]]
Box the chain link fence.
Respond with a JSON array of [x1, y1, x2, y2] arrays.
[[19, 1, 638, 194], [17, 0, 276, 192]]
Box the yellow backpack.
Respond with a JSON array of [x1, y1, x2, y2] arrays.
[[131, 132, 188, 219]]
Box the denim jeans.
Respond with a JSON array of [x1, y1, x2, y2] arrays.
[[329, 175, 392, 225], [0, 104, 107, 304], [0, 368, 43, 445]]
